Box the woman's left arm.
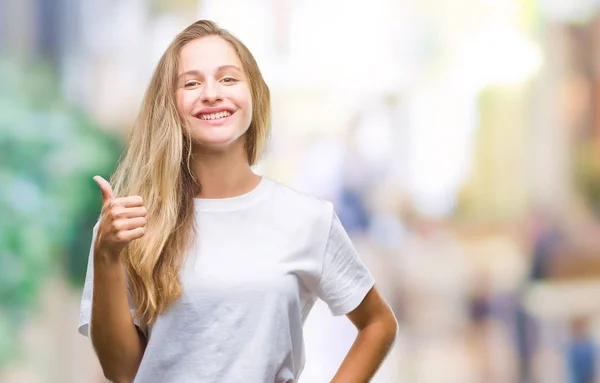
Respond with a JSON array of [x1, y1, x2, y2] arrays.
[[330, 286, 398, 383]]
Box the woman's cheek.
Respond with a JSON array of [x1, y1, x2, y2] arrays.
[[175, 91, 187, 115], [182, 94, 194, 114]]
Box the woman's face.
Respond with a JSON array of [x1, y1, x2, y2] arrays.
[[176, 36, 253, 152]]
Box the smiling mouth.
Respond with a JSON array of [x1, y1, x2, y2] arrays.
[[197, 111, 233, 120]]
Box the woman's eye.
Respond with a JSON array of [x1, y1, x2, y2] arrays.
[[221, 77, 237, 83], [184, 81, 200, 88]]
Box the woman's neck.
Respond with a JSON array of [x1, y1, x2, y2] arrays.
[[190, 144, 261, 199]]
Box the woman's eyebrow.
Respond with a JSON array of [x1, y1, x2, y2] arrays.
[[178, 65, 243, 80]]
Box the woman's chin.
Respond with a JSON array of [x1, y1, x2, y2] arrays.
[[192, 134, 245, 151]]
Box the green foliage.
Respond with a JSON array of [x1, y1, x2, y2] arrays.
[[0, 57, 123, 367]]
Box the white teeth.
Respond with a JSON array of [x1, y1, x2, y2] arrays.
[[200, 111, 232, 120]]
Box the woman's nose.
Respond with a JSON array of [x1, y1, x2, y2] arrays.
[[200, 81, 222, 104]]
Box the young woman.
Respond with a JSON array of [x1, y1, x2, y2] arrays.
[[78, 19, 397, 383]]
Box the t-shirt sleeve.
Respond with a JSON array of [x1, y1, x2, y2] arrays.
[[317, 208, 376, 316], [78, 221, 142, 337]]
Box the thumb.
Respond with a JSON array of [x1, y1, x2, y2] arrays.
[[93, 175, 114, 204]]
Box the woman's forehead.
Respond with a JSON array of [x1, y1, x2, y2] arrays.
[[179, 36, 242, 73]]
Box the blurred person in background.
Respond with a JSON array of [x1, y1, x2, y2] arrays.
[[78, 19, 397, 383], [567, 317, 597, 383], [516, 209, 565, 382]]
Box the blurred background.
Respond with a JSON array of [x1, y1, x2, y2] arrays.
[[2, 0, 600, 382]]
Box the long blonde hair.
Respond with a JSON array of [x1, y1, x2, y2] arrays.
[[110, 20, 271, 325]]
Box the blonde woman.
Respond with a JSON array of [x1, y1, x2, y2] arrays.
[[78, 20, 397, 383]]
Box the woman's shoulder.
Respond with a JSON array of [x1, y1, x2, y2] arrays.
[[266, 177, 334, 221]]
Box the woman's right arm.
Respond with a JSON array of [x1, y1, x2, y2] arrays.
[[91, 250, 146, 383], [89, 176, 147, 383]]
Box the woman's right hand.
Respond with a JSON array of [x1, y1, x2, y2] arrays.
[[93, 175, 147, 260]]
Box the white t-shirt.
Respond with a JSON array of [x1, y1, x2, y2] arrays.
[[78, 176, 375, 383]]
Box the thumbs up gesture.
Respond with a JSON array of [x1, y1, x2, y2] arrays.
[[93, 176, 147, 259]]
